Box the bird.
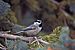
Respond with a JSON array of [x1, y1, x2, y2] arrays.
[[15, 20, 42, 36]]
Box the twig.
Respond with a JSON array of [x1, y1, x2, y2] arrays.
[[0, 43, 5, 48], [31, 38, 50, 45], [38, 39, 50, 45], [60, 9, 75, 20], [0, 43, 6, 50], [50, 0, 59, 5], [34, 37, 40, 45], [31, 40, 37, 44]]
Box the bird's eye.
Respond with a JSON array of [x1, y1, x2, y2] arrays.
[[35, 21, 40, 23], [38, 21, 40, 23]]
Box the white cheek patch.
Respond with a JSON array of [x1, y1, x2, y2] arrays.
[[34, 22, 40, 25]]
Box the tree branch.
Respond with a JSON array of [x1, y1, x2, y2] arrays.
[[0, 32, 34, 42]]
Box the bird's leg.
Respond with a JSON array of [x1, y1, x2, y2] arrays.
[[31, 40, 37, 44], [30, 36, 50, 48], [31, 37, 40, 45], [34, 37, 40, 45]]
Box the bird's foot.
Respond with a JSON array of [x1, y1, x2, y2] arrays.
[[31, 37, 40, 45]]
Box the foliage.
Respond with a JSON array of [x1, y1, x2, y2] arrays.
[[0, 0, 18, 24], [59, 26, 70, 44], [6, 39, 28, 50], [6, 11, 18, 24], [0, 18, 13, 31], [42, 26, 62, 43], [0, 0, 10, 17]]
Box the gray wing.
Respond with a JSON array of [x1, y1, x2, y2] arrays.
[[16, 24, 36, 34], [22, 26, 36, 31]]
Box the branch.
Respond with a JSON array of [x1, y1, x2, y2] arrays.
[[50, 0, 59, 5], [0, 32, 50, 45], [60, 9, 74, 20], [0, 32, 34, 42]]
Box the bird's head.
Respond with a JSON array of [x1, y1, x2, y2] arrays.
[[34, 20, 42, 26]]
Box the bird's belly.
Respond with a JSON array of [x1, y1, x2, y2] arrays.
[[25, 27, 42, 36], [25, 30, 37, 36]]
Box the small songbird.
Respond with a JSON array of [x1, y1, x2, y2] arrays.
[[16, 20, 42, 36]]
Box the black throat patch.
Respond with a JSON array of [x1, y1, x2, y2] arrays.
[[39, 24, 42, 27]]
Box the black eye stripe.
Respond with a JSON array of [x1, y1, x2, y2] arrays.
[[37, 21, 40, 23], [35, 21, 40, 23]]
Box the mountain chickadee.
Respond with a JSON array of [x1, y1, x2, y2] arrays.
[[16, 20, 42, 36]]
